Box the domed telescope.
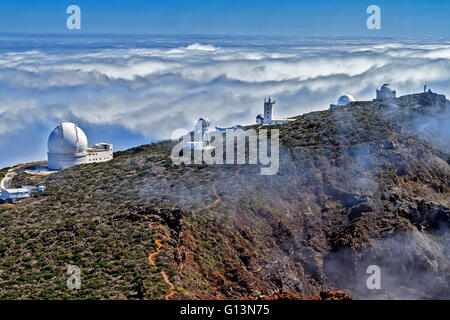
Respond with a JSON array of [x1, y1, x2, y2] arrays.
[[330, 94, 356, 109], [376, 83, 396, 100], [47, 122, 113, 170]]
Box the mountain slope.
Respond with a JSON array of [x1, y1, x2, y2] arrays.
[[0, 91, 449, 299]]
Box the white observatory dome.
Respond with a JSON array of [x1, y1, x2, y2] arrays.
[[380, 84, 393, 92], [256, 114, 264, 124], [194, 117, 211, 132], [197, 117, 211, 126], [337, 94, 356, 106], [48, 122, 88, 154]]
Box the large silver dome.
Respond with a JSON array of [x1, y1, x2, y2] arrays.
[[48, 122, 88, 154]]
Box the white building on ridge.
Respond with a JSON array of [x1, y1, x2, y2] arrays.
[[376, 84, 396, 100], [256, 97, 293, 126], [329, 94, 356, 109], [185, 117, 215, 151], [47, 122, 113, 170], [194, 117, 211, 142], [0, 188, 30, 203]]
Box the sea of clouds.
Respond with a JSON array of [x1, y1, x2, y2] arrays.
[[0, 34, 449, 168]]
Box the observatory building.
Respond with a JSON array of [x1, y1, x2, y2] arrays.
[[47, 122, 113, 170], [0, 188, 30, 203], [375, 84, 396, 100], [256, 97, 293, 126], [194, 117, 211, 142], [185, 117, 215, 150], [329, 94, 356, 109]]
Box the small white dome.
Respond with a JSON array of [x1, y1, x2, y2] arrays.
[[337, 94, 356, 106], [256, 114, 264, 124], [48, 122, 88, 154], [198, 117, 210, 125], [195, 118, 211, 131]]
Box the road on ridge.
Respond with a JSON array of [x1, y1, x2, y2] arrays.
[[0, 161, 47, 191]]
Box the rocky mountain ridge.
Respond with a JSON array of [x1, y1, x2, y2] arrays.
[[0, 91, 448, 299]]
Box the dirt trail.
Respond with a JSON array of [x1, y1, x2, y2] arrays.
[[148, 238, 163, 268], [160, 269, 176, 300], [148, 234, 177, 300], [206, 183, 221, 209]]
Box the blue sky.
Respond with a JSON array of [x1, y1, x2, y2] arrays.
[[0, 0, 448, 37]]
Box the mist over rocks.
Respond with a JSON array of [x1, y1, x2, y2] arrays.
[[324, 228, 449, 299]]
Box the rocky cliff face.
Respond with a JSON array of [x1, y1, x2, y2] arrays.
[[0, 92, 448, 299]]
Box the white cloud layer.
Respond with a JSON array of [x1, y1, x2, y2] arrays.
[[0, 35, 449, 167]]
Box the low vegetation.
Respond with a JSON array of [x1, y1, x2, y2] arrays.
[[0, 92, 449, 299]]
